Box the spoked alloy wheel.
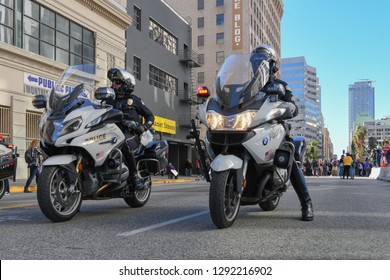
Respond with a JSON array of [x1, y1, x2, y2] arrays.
[[124, 177, 151, 207], [259, 196, 280, 211], [209, 170, 240, 229], [37, 166, 82, 222]]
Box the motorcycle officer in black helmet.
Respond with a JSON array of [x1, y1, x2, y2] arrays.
[[251, 44, 314, 221], [107, 68, 154, 190]]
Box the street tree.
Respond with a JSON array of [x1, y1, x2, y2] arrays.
[[353, 125, 367, 160], [306, 140, 321, 160]]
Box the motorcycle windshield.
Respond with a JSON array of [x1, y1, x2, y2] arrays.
[[215, 53, 268, 108], [49, 64, 97, 114]]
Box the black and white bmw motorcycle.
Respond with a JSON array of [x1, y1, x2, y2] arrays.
[[33, 64, 168, 222], [189, 52, 307, 229]]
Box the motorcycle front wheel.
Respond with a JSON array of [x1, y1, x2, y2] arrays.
[[37, 166, 82, 222], [209, 170, 240, 229], [0, 180, 5, 199], [259, 196, 280, 211], [124, 177, 151, 207]]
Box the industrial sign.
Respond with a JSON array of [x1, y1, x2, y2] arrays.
[[232, 0, 243, 50], [153, 115, 176, 135]]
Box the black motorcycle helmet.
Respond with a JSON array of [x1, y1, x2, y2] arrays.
[[107, 68, 135, 98], [250, 44, 279, 75]]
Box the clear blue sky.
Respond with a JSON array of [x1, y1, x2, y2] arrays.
[[281, 0, 390, 156]]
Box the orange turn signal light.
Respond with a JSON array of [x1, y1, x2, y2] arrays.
[[197, 86, 210, 98]]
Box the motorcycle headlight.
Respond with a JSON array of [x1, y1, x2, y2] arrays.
[[59, 117, 83, 137], [265, 108, 286, 122], [86, 116, 102, 128], [206, 110, 257, 131]]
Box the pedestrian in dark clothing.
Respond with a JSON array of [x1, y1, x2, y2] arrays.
[[24, 139, 43, 193], [184, 159, 192, 176]]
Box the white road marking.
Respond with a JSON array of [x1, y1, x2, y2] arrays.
[[117, 210, 209, 236]]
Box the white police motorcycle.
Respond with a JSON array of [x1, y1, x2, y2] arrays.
[[189, 53, 307, 228], [33, 64, 168, 222]]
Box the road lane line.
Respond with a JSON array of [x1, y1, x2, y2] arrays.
[[117, 210, 209, 236], [0, 203, 35, 210]]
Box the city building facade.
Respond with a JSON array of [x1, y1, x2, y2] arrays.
[[0, 0, 131, 179], [364, 117, 390, 148], [126, 0, 202, 174], [164, 0, 284, 90], [281, 56, 324, 153]]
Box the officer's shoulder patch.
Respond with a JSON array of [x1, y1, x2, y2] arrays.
[[127, 98, 133, 106]]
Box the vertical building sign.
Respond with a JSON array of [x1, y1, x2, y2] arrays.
[[232, 0, 243, 50]]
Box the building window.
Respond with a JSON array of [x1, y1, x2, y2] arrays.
[[0, 0, 15, 45], [133, 56, 141, 80], [0, 106, 11, 141], [198, 72, 205, 84], [216, 14, 224, 25], [3, 0, 96, 64], [216, 32, 224, 44], [198, 54, 204, 64], [134, 6, 141, 31], [198, 0, 204, 10], [197, 17, 204, 28], [216, 0, 224, 6], [197, 35, 204, 46], [149, 19, 177, 55], [216, 51, 224, 63], [149, 65, 177, 95]]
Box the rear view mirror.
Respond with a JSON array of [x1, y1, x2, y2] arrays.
[[32, 94, 47, 109], [95, 87, 115, 101]]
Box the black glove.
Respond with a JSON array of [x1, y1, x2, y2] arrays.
[[134, 124, 147, 134]]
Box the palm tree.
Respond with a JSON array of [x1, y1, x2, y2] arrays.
[[353, 125, 367, 160], [306, 140, 320, 160]]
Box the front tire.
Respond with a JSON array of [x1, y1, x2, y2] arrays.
[[37, 166, 82, 222], [209, 170, 241, 229], [0, 180, 5, 199], [259, 196, 280, 211], [124, 177, 151, 207]]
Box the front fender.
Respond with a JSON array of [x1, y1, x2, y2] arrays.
[[43, 155, 77, 166], [210, 154, 243, 172]]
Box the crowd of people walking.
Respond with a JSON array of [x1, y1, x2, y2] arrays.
[[303, 156, 373, 178], [302, 142, 390, 178]]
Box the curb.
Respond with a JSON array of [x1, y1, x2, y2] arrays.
[[8, 177, 203, 193]]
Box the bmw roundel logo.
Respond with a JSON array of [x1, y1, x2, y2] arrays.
[[262, 137, 269, 145]]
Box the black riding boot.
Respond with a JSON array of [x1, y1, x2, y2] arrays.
[[125, 151, 143, 191], [290, 160, 314, 221]]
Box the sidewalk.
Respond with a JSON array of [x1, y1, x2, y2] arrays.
[[7, 175, 205, 193]]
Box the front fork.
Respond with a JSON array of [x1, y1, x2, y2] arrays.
[[188, 119, 211, 182]]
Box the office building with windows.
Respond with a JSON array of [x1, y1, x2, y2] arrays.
[[281, 56, 324, 153], [0, 0, 131, 178], [348, 80, 375, 146], [126, 0, 202, 173], [0, 0, 203, 178], [164, 0, 284, 90]]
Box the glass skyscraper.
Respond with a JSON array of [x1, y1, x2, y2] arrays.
[[348, 81, 375, 145]]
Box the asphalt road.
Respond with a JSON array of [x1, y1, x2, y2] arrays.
[[1, 176, 390, 260]]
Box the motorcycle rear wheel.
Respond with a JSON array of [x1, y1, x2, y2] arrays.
[[37, 166, 82, 222], [259, 196, 280, 211], [209, 170, 240, 229], [124, 177, 151, 207]]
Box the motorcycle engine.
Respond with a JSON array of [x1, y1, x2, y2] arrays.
[[273, 167, 289, 186]]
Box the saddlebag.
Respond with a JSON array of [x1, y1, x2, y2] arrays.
[[138, 140, 169, 174]]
